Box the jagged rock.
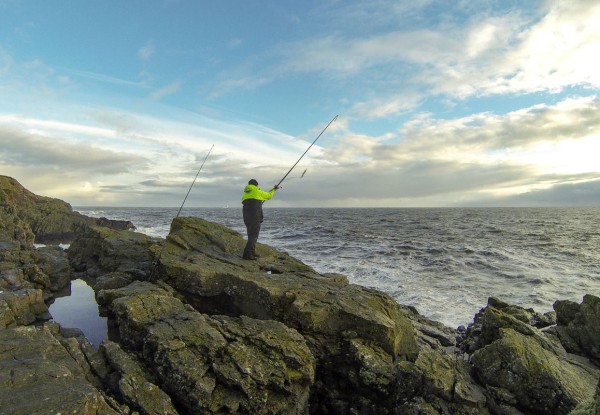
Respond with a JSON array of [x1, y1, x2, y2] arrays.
[[472, 327, 598, 415], [95, 271, 135, 292], [30, 245, 71, 292], [0, 211, 34, 248], [570, 378, 600, 415], [0, 239, 34, 283], [103, 281, 316, 414], [399, 304, 458, 350], [0, 288, 49, 328], [97, 217, 136, 231], [155, 217, 418, 360], [101, 340, 179, 415], [68, 225, 159, 278], [0, 323, 124, 414], [1, 239, 72, 304], [1, 175, 137, 244], [393, 351, 488, 415], [0, 175, 94, 244], [102, 281, 184, 350], [459, 296, 600, 414], [550, 294, 600, 362], [459, 297, 558, 355], [486, 297, 556, 328]]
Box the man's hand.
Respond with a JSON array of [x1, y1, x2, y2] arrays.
[[273, 185, 280, 190]]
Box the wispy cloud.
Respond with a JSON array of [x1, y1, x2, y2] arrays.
[[65, 68, 149, 89], [149, 80, 182, 101], [270, 0, 600, 101], [0, 125, 147, 173], [349, 92, 424, 119], [0, 103, 317, 205], [228, 38, 243, 49], [138, 41, 156, 61]]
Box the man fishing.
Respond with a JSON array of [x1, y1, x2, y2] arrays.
[[241, 179, 279, 260], [240, 115, 338, 261]]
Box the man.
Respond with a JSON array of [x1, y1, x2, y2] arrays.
[[241, 179, 279, 260]]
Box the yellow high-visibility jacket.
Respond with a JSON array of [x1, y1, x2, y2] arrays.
[[241, 184, 276, 202]]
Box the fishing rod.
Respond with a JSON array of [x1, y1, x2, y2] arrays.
[[275, 115, 338, 188], [174, 144, 214, 219], [149, 144, 214, 279]]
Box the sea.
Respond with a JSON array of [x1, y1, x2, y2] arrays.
[[62, 206, 598, 330]]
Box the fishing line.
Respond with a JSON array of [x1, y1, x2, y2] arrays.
[[275, 115, 338, 188], [149, 144, 214, 279]]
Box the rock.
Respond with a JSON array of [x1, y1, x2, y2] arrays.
[[97, 217, 137, 231], [1, 238, 72, 303], [104, 281, 316, 414], [146, 312, 315, 415], [30, 245, 71, 292], [1, 175, 139, 245], [0, 211, 34, 248], [68, 225, 160, 279], [101, 340, 179, 415], [105, 282, 184, 350], [551, 294, 600, 362], [0, 288, 49, 328], [0, 324, 124, 414], [486, 297, 556, 328], [399, 304, 459, 350], [95, 271, 135, 292], [570, 378, 600, 415], [393, 351, 488, 415], [1, 175, 94, 244], [156, 217, 418, 361], [472, 327, 598, 415], [459, 297, 559, 355]]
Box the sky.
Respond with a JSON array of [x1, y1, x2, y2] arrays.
[[1, 0, 599, 208]]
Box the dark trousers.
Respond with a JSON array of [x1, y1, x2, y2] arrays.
[[243, 199, 263, 258], [243, 219, 261, 258]]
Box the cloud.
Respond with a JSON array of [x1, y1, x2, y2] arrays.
[[149, 80, 182, 101], [228, 38, 243, 49], [2, 87, 598, 207], [66, 68, 148, 89], [349, 92, 424, 119], [288, 95, 600, 206], [377, 96, 600, 168], [138, 41, 156, 61], [271, 0, 600, 101], [0, 105, 318, 206], [496, 178, 600, 206], [0, 125, 147, 174], [494, 0, 600, 94], [210, 75, 271, 99]]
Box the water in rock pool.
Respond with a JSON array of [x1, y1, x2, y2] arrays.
[[48, 279, 107, 346]]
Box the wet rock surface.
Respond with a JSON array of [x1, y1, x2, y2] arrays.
[[1, 174, 599, 414]]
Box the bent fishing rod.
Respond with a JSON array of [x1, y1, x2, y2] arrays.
[[275, 115, 338, 188], [149, 144, 214, 279]]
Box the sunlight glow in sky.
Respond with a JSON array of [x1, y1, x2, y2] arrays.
[[1, 0, 599, 207]]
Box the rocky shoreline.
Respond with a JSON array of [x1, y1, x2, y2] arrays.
[[1, 174, 599, 415]]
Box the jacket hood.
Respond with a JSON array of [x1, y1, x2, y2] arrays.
[[244, 184, 257, 193]]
